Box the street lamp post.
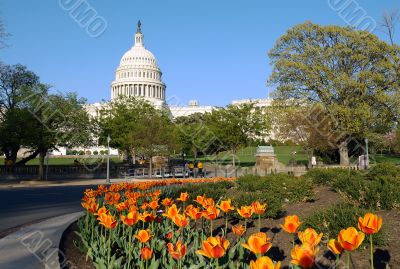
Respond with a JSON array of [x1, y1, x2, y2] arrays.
[[106, 135, 111, 184], [365, 138, 369, 169]]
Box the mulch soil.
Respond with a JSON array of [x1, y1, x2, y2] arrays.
[[60, 186, 400, 268]]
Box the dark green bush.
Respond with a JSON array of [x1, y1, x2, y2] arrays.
[[302, 203, 386, 246], [237, 174, 269, 192], [304, 168, 363, 185], [367, 163, 400, 180], [330, 173, 399, 210]]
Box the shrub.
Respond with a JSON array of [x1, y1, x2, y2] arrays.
[[302, 203, 386, 246], [237, 174, 269, 192], [367, 162, 400, 180], [304, 168, 363, 186]]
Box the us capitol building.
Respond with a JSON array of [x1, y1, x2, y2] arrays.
[[53, 21, 273, 155]]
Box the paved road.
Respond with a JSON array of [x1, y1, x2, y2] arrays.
[[0, 185, 88, 236]]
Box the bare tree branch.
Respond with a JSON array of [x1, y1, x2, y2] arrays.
[[380, 9, 400, 45]]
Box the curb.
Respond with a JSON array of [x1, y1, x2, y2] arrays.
[[0, 211, 84, 269]]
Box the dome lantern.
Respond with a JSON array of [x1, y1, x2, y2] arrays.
[[135, 20, 144, 47]]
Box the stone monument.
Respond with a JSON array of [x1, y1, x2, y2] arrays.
[[255, 146, 277, 172]]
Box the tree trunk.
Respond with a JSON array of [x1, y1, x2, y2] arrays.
[[38, 149, 47, 180], [232, 150, 236, 168], [339, 141, 350, 166], [16, 148, 41, 165]]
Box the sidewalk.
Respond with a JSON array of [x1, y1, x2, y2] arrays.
[[0, 211, 83, 269]]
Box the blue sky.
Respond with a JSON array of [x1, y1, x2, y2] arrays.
[[0, 0, 398, 106]]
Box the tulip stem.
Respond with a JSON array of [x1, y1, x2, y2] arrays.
[[335, 254, 339, 269], [225, 214, 228, 236], [347, 251, 350, 269], [210, 220, 213, 237], [216, 258, 219, 269], [370, 234, 374, 269], [258, 215, 261, 232], [107, 229, 111, 265]]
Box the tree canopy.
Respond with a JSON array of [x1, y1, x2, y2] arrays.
[[268, 22, 400, 165]]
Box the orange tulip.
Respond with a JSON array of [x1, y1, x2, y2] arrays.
[[196, 236, 230, 259], [140, 202, 149, 211], [139, 212, 156, 223], [167, 240, 187, 260], [81, 199, 98, 213], [218, 199, 235, 213], [203, 197, 215, 208], [162, 197, 174, 207], [252, 201, 267, 215], [148, 199, 159, 210], [95, 206, 108, 216], [162, 204, 181, 219], [172, 213, 189, 228], [120, 211, 139, 226], [291, 243, 318, 269], [194, 195, 207, 206], [250, 256, 281, 269], [280, 215, 301, 234], [115, 201, 128, 212], [177, 192, 189, 202], [338, 227, 365, 251], [358, 213, 382, 235], [203, 206, 220, 220], [298, 228, 323, 247], [242, 232, 272, 255], [140, 247, 153, 260], [327, 239, 343, 255], [135, 229, 152, 243], [97, 213, 118, 229], [232, 224, 246, 236], [237, 206, 254, 219], [185, 205, 203, 220]]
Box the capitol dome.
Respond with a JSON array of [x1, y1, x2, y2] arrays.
[[111, 21, 166, 109]]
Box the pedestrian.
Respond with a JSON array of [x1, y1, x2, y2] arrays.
[[197, 161, 203, 177]]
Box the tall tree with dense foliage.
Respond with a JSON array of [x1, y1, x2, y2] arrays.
[[130, 112, 176, 176], [97, 97, 174, 165], [0, 64, 39, 163], [205, 103, 268, 167], [175, 113, 218, 160], [268, 22, 400, 165], [18, 85, 92, 179]]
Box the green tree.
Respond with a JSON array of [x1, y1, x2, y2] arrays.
[[19, 85, 92, 179], [0, 63, 40, 163], [175, 113, 218, 160], [97, 96, 164, 162], [130, 112, 176, 177], [205, 103, 268, 167], [268, 22, 400, 165]]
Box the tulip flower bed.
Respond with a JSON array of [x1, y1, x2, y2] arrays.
[[74, 177, 387, 269]]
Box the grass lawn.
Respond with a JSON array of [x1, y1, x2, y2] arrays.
[[372, 154, 400, 165], [1, 156, 122, 166], [188, 145, 309, 166]]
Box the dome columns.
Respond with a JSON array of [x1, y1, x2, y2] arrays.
[[112, 83, 165, 100]]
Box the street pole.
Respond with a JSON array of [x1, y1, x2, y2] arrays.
[[365, 138, 369, 169], [106, 135, 111, 184]]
